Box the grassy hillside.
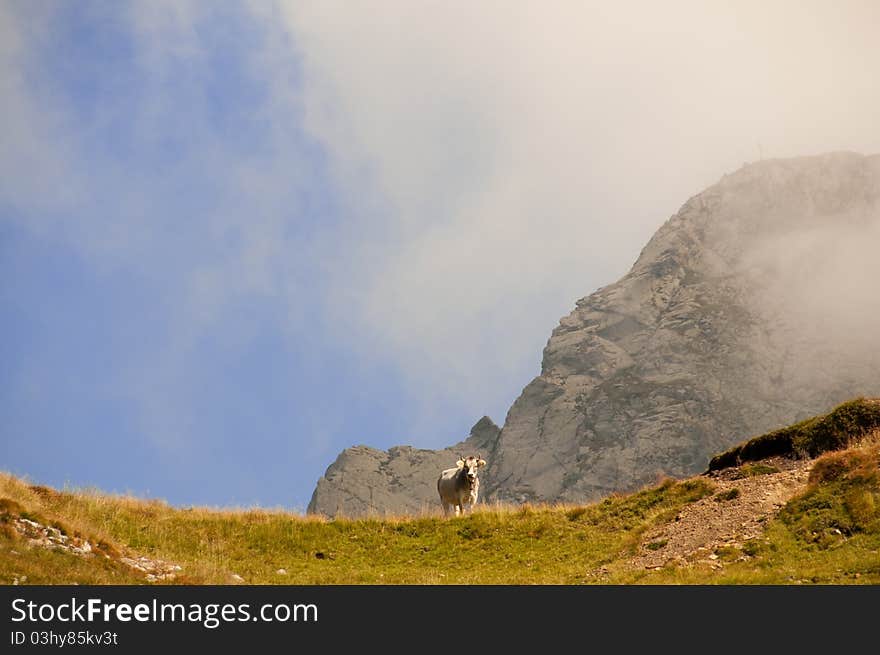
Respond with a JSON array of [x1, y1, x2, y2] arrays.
[[3, 400, 879, 585]]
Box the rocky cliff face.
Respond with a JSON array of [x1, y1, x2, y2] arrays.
[[309, 151, 880, 516]]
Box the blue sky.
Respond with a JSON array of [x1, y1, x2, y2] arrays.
[[2, 2, 879, 510]]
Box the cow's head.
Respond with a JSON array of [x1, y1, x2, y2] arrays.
[[457, 454, 486, 488]]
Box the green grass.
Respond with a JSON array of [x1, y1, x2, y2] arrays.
[[713, 488, 741, 502], [0, 473, 714, 585], [3, 400, 880, 585]]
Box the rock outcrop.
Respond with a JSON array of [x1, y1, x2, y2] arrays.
[[310, 151, 880, 516], [307, 417, 500, 516]]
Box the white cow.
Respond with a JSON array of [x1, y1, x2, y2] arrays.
[[437, 454, 486, 516]]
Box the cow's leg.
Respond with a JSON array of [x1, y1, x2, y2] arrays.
[[441, 501, 450, 517], [454, 504, 461, 517]]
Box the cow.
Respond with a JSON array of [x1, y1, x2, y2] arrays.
[[437, 454, 487, 516]]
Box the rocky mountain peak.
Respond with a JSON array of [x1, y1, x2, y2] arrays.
[[309, 152, 880, 516]]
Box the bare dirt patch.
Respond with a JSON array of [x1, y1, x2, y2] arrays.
[[629, 456, 811, 571]]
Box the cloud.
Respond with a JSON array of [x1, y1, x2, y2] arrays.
[[0, 3, 86, 217], [4, 0, 880, 476], [270, 1, 880, 424], [0, 2, 333, 456], [743, 193, 880, 357]]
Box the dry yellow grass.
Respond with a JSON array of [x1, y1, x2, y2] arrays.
[[2, 428, 879, 585]]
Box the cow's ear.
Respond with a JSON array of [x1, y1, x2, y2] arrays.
[[478, 459, 487, 468], [456, 458, 465, 468]]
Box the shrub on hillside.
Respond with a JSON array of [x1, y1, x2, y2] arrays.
[[708, 398, 880, 471]]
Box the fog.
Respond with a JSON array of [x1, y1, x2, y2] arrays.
[[276, 1, 880, 430], [740, 177, 880, 386]]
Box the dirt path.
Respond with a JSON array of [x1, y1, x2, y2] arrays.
[[629, 456, 812, 571]]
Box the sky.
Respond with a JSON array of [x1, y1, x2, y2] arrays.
[[2, 1, 879, 511]]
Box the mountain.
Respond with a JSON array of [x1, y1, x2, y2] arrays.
[[309, 151, 880, 516]]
